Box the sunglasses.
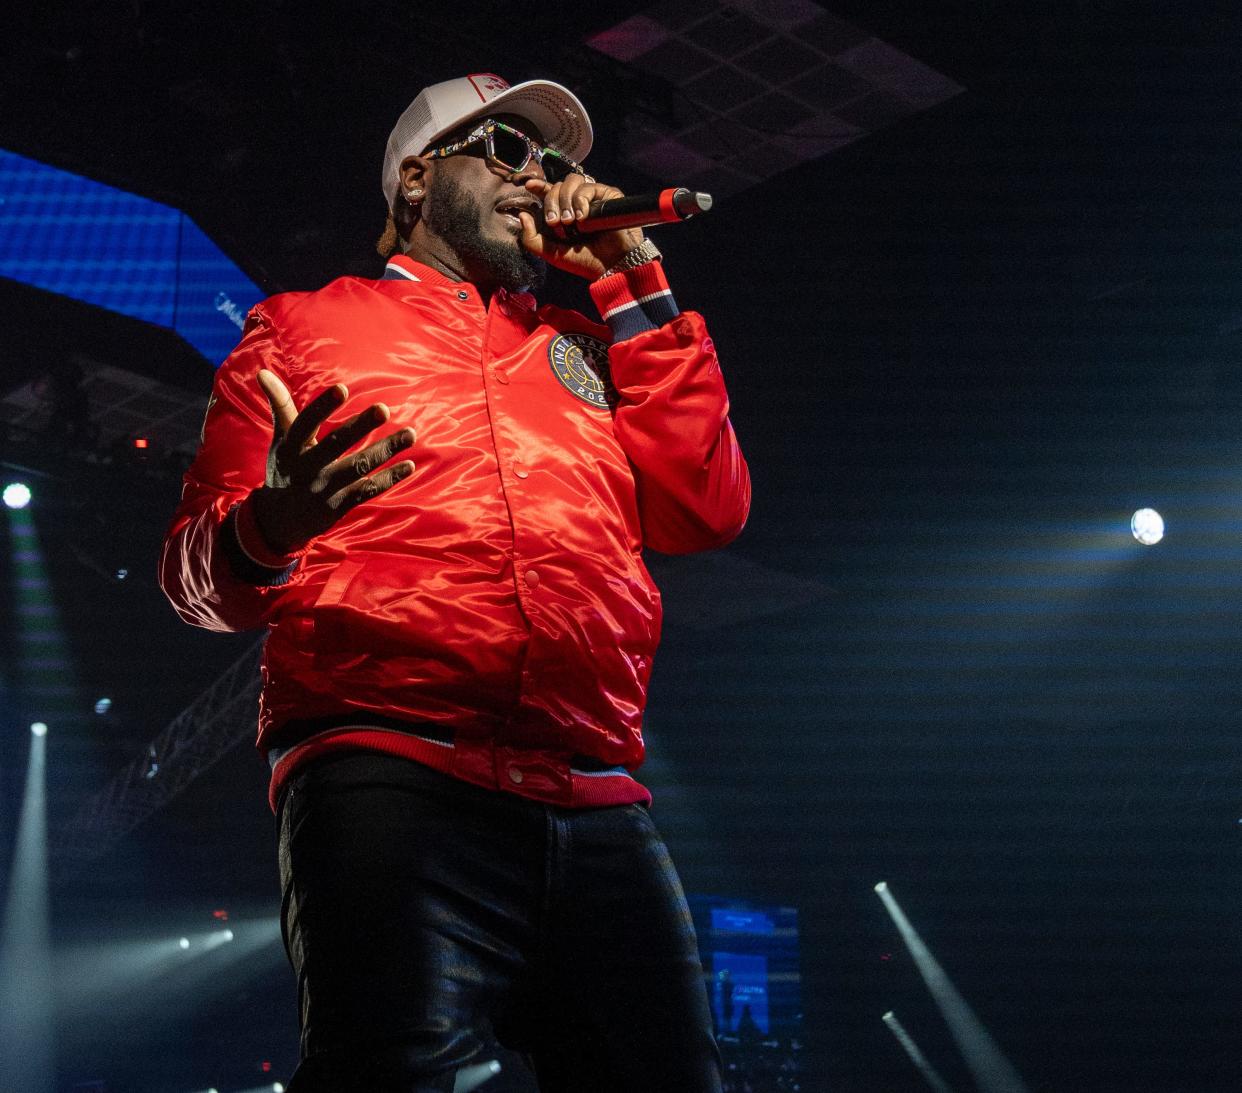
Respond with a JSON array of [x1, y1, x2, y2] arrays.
[[425, 119, 590, 184]]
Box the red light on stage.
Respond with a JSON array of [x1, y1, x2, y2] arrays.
[[133, 437, 150, 449], [212, 909, 229, 921], [262, 1061, 272, 1072]]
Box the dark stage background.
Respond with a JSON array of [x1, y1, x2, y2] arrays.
[[2, 2, 1241, 1090]]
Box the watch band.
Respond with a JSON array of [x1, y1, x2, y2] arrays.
[[601, 238, 663, 278]]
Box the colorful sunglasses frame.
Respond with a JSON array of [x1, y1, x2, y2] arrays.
[[424, 118, 591, 182]]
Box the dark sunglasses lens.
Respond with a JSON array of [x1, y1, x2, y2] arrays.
[[540, 152, 577, 183], [490, 129, 530, 171]]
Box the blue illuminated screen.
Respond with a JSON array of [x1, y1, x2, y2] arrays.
[[691, 896, 802, 1091], [0, 147, 262, 365]]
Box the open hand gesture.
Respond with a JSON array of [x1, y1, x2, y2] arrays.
[[250, 370, 416, 554]]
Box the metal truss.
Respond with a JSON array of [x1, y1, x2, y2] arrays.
[[52, 638, 265, 864]]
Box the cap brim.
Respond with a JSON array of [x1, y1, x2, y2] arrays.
[[426, 79, 593, 164]]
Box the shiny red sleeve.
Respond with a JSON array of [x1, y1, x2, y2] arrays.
[[591, 266, 752, 555], [158, 306, 298, 631]]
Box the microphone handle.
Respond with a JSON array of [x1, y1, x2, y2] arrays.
[[564, 188, 713, 237]]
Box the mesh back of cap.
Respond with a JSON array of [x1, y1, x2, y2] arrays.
[[382, 93, 434, 208]]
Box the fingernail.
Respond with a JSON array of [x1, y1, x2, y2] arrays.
[[545, 209, 557, 224], [561, 209, 573, 221]]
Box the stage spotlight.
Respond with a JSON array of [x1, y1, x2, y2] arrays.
[[94, 698, 112, 715], [882, 1011, 953, 1093], [2, 696, 52, 1093], [115, 568, 129, 580], [179, 937, 190, 950], [1131, 508, 1164, 545], [202, 928, 235, 951], [876, 881, 1029, 1093], [454, 1060, 502, 1091], [273, 1084, 284, 1092], [3, 482, 31, 509]]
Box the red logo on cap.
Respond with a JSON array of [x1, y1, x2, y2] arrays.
[[468, 73, 510, 101]]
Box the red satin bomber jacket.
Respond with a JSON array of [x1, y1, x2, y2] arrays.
[[160, 254, 750, 811]]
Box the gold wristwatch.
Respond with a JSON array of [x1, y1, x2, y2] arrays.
[[600, 238, 663, 278]]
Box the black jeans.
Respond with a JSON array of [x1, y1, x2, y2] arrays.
[[277, 751, 722, 1093]]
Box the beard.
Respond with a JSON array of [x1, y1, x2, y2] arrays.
[[423, 175, 546, 294]]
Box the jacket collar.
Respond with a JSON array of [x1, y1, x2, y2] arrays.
[[381, 253, 537, 313], [382, 253, 456, 286]]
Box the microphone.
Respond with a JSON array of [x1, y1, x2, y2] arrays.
[[559, 187, 713, 237]]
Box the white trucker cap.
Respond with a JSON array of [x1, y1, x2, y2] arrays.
[[381, 73, 594, 209]]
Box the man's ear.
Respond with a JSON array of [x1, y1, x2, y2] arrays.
[[398, 155, 431, 201], [392, 156, 432, 248]]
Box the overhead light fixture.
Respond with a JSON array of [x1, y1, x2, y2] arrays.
[[1131, 508, 1164, 546], [3, 482, 32, 509]]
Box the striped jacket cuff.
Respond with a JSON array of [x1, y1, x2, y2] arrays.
[[589, 260, 680, 343], [222, 498, 305, 586]]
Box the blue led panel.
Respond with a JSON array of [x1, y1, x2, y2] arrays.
[[0, 148, 262, 365], [711, 907, 777, 936], [691, 896, 803, 1090], [173, 217, 263, 365]]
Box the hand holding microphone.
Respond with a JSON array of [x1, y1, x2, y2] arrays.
[[557, 187, 713, 236], [517, 174, 712, 281]]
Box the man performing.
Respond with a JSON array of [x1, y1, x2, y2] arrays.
[[160, 72, 751, 1092]]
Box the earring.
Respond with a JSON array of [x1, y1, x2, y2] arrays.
[[405, 188, 423, 203]]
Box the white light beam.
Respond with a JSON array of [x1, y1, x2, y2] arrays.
[[453, 1060, 502, 1092], [882, 1010, 956, 1093], [875, 881, 1029, 1093], [0, 730, 54, 1093]]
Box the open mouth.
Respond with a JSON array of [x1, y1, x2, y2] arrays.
[[494, 195, 542, 229]]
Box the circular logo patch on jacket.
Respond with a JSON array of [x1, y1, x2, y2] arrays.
[[547, 333, 616, 409]]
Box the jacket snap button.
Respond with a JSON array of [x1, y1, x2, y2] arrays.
[[513, 461, 529, 479], [525, 568, 540, 589], [508, 767, 524, 784], [457, 290, 469, 301], [493, 367, 509, 384]]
